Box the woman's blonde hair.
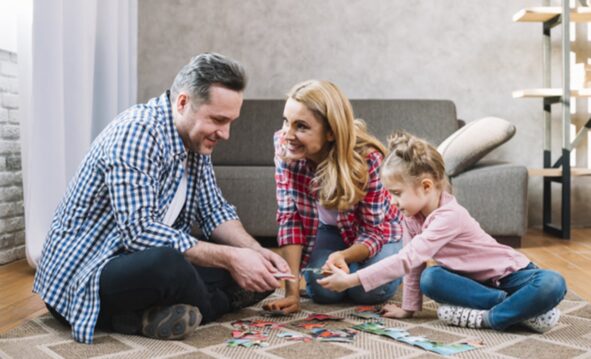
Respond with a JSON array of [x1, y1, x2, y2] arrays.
[[382, 131, 450, 191], [287, 80, 386, 210]]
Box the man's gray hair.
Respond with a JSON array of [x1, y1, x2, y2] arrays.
[[170, 53, 247, 106]]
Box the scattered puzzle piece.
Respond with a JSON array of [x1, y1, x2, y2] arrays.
[[352, 322, 482, 356], [352, 311, 382, 320], [297, 322, 326, 330], [310, 328, 358, 343], [304, 313, 343, 321], [277, 331, 313, 342], [355, 305, 380, 312], [225, 338, 270, 348]]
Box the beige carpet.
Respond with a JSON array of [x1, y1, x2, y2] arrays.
[[1, 290, 591, 359]]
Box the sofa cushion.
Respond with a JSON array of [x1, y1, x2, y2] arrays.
[[214, 166, 278, 236], [437, 116, 515, 177], [212, 99, 459, 166], [213, 100, 285, 166], [351, 99, 458, 146]]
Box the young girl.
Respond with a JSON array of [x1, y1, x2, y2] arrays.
[[263, 80, 404, 314], [318, 131, 567, 333]]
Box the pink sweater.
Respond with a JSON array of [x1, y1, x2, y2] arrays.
[[357, 192, 530, 312]]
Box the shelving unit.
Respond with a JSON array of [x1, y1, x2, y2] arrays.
[[513, 2, 591, 239]]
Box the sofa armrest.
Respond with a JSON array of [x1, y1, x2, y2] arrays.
[[451, 162, 528, 240]]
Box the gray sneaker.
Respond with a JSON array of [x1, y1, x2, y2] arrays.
[[141, 304, 202, 340], [225, 284, 274, 311]]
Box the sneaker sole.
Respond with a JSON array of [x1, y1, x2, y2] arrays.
[[142, 304, 202, 340]]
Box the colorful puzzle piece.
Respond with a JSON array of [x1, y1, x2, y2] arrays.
[[304, 313, 343, 321], [297, 322, 326, 329], [353, 322, 482, 356], [277, 331, 313, 342], [310, 328, 358, 343], [225, 339, 270, 348]]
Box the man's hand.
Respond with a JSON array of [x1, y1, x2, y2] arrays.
[[316, 263, 360, 292], [322, 251, 350, 274], [228, 247, 281, 292], [262, 295, 300, 314], [381, 303, 414, 319], [254, 247, 290, 274]]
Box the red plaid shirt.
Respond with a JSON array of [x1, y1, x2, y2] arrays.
[[274, 131, 402, 268]]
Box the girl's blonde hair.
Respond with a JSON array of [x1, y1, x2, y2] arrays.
[[287, 80, 387, 210], [382, 131, 450, 191]]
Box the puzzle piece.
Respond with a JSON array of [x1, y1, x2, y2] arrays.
[[231, 330, 268, 341], [277, 331, 313, 342], [304, 313, 343, 321], [297, 322, 326, 329], [249, 319, 284, 329], [355, 305, 381, 312], [300, 267, 332, 275], [352, 311, 382, 320], [353, 322, 482, 355], [310, 328, 358, 343], [225, 339, 269, 348]]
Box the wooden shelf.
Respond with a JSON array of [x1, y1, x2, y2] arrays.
[[512, 88, 591, 98], [528, 168, 591, 177], [513, 7, 591, 23]]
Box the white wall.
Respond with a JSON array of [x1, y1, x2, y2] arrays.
[[0, 0, 18, 53]]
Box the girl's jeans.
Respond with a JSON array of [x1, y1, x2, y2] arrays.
[[420, 263, 567, 330], [303, 224, 403, 305]]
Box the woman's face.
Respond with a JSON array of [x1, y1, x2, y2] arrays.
[[281, 98, 334, 163]]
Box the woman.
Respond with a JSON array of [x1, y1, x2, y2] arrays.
[[263, 80, 403, 314]]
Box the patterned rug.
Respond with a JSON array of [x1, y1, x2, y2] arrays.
[[1, 290, 591, 359]]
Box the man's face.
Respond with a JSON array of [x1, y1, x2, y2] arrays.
[[174, 85, 243, 155]]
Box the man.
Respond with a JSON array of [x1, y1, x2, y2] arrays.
[[33, 53, 289, 344]]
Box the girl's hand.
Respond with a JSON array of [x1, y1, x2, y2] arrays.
[[317, 263, 360, 292], [381, 303, 414, 319], [322, 251, 350, 274], [262, 295, 300, 314]]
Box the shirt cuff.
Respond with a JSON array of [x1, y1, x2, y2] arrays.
[[201, 203, 240, 238], [175, 231, 198, 253]]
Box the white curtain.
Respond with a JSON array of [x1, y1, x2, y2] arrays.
[[20, 0, 137, 267]]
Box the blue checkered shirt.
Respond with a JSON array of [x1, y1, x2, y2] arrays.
[[33, 92, 239, 343]]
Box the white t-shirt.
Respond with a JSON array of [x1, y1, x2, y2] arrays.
[[163, 161, 188, 226]]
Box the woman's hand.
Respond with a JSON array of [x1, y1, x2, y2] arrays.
[[322, 251, 349, 274], [262, 295, 301, 314], [317, 263, 360, 292], [381, 303, 414, 319]]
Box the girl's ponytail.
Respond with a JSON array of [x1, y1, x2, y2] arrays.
[[383, 131, 450, 191]]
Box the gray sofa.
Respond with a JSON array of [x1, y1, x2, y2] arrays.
[[211, 99, 528, 247]]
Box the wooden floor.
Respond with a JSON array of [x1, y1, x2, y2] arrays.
[[1, 228, 590, 334]]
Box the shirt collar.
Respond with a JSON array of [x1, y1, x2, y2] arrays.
[[161, 90, 187, 160]]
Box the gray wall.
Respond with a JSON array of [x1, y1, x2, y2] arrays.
[[0, 48, 24, 264], [138, 0, 591, 227]]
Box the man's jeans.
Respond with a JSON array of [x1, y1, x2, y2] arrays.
[[420, 263, 567, 330], [303, 224, 403, 305], [47, 247, 237, 330]]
